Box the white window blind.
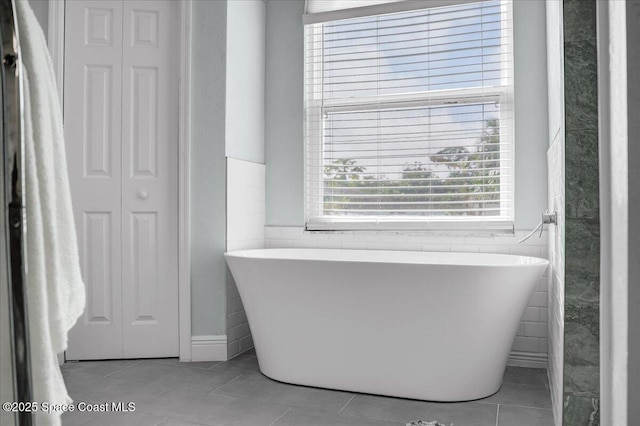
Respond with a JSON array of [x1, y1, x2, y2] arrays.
[[304, 0, 514, 231], [306, 0, 403, 15]]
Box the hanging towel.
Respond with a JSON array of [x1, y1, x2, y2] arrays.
[[15, 1, 86, 425]]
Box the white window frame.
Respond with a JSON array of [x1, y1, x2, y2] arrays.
[[304, 0, 515, 232]]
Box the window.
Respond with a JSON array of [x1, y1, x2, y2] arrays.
[[304, 0, 514, 231]]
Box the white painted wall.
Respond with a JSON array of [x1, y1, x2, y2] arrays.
[[190, 0, 228, 336], [265, 0, 305, 226], [224, 0, 267, 358], [191, 0, 268, 341], [226, 0, 266, 164], [265, 0, 549, 231], [512, 0, 550, 230]]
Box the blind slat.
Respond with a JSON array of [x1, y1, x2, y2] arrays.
[[318, 174, 512, 184], [320, 182, 506, 191], [318, 44, 510, 66], [319, 207, 503, 213]]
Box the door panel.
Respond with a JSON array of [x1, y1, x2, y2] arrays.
[[65, 0, 124, 360], [65, 0, 179, 360], [82, 211, 114, 324], [121, 0, 179, 358]]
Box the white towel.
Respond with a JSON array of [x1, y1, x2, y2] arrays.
[[15, 1, 86, 425]]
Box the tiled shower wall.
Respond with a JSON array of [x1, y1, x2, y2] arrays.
[[266, 227, 549, 366], [547, 132, 565, 425], [226, 158, 265, 358], [546, 0, 565, 423], [546, 1, 600, 423], [562, 0, 600, 423]]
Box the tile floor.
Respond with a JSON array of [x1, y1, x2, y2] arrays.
[[60, 350, 553, 426]]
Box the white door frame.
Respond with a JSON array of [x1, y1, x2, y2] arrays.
[[49, 0, 192, 361], [598, 1, 640, 424]]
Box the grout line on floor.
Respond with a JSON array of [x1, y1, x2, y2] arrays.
[[150, 359, 222, 370], [209, 373, 244, 394], [477, 400, 553, 411], [501, 382, 552, 390], [210, 393, 242, 401], [502, 404, 553, 411], [156, 416, 211, 426], [205, 362, 224, 370], [268, 407, 292, 426], [461, 400, 498, 408], [337, 394, 356, 414], [152, 417, 169, 426], [104, 359, 144, 377]]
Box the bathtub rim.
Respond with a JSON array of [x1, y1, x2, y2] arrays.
[[224, 248, 549, 268]]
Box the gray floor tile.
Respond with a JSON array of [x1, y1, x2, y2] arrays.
[[138, 391, 290, 426], [107, 360, 242, 394], [340, 394, 498, 426], [157, 419, 212, 426], [60, 409, 164, 426], [60, 359, 553, 426], [213, 371, 355, 413], [503, 367, 549, 388], [273, 407, 405, 426], [497, 405, 555, 425], [480, 383, 552, 410], [64, 370, 172, 408], [150, 358, 222, 370], [211, 354, 261, 373], [60, 359, 143, 377]]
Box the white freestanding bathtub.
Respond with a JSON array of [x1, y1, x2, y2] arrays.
[[224, 248, 548, 401]]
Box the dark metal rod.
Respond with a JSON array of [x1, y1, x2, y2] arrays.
[[1, 0, 33, 424]]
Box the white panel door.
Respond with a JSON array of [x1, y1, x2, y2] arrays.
[[64, 0, 179, 360], [65, 0, 124, 360], [121, 0, 179, 358]]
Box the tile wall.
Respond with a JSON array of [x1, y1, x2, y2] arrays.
[[562, 0, 600, 423], [265, 226, 550, 366], [547, 131, 565, 425], [226, 158, 265, 358]]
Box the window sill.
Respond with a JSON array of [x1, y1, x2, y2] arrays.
[[305, 219, 515, 235]]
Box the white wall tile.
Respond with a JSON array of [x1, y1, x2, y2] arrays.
[[523, 307, 541, 322], [226, 158, 265, 358], [547, 128, 564, 425], [513, 336, 542, 353]]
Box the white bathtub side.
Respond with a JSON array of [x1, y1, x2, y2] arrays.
[[265, 228, 550, 367], [225, 250, 548, 402]]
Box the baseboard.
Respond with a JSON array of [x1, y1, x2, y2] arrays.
[[191, 335, 227, 362], [507, 351, 548, 368]]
